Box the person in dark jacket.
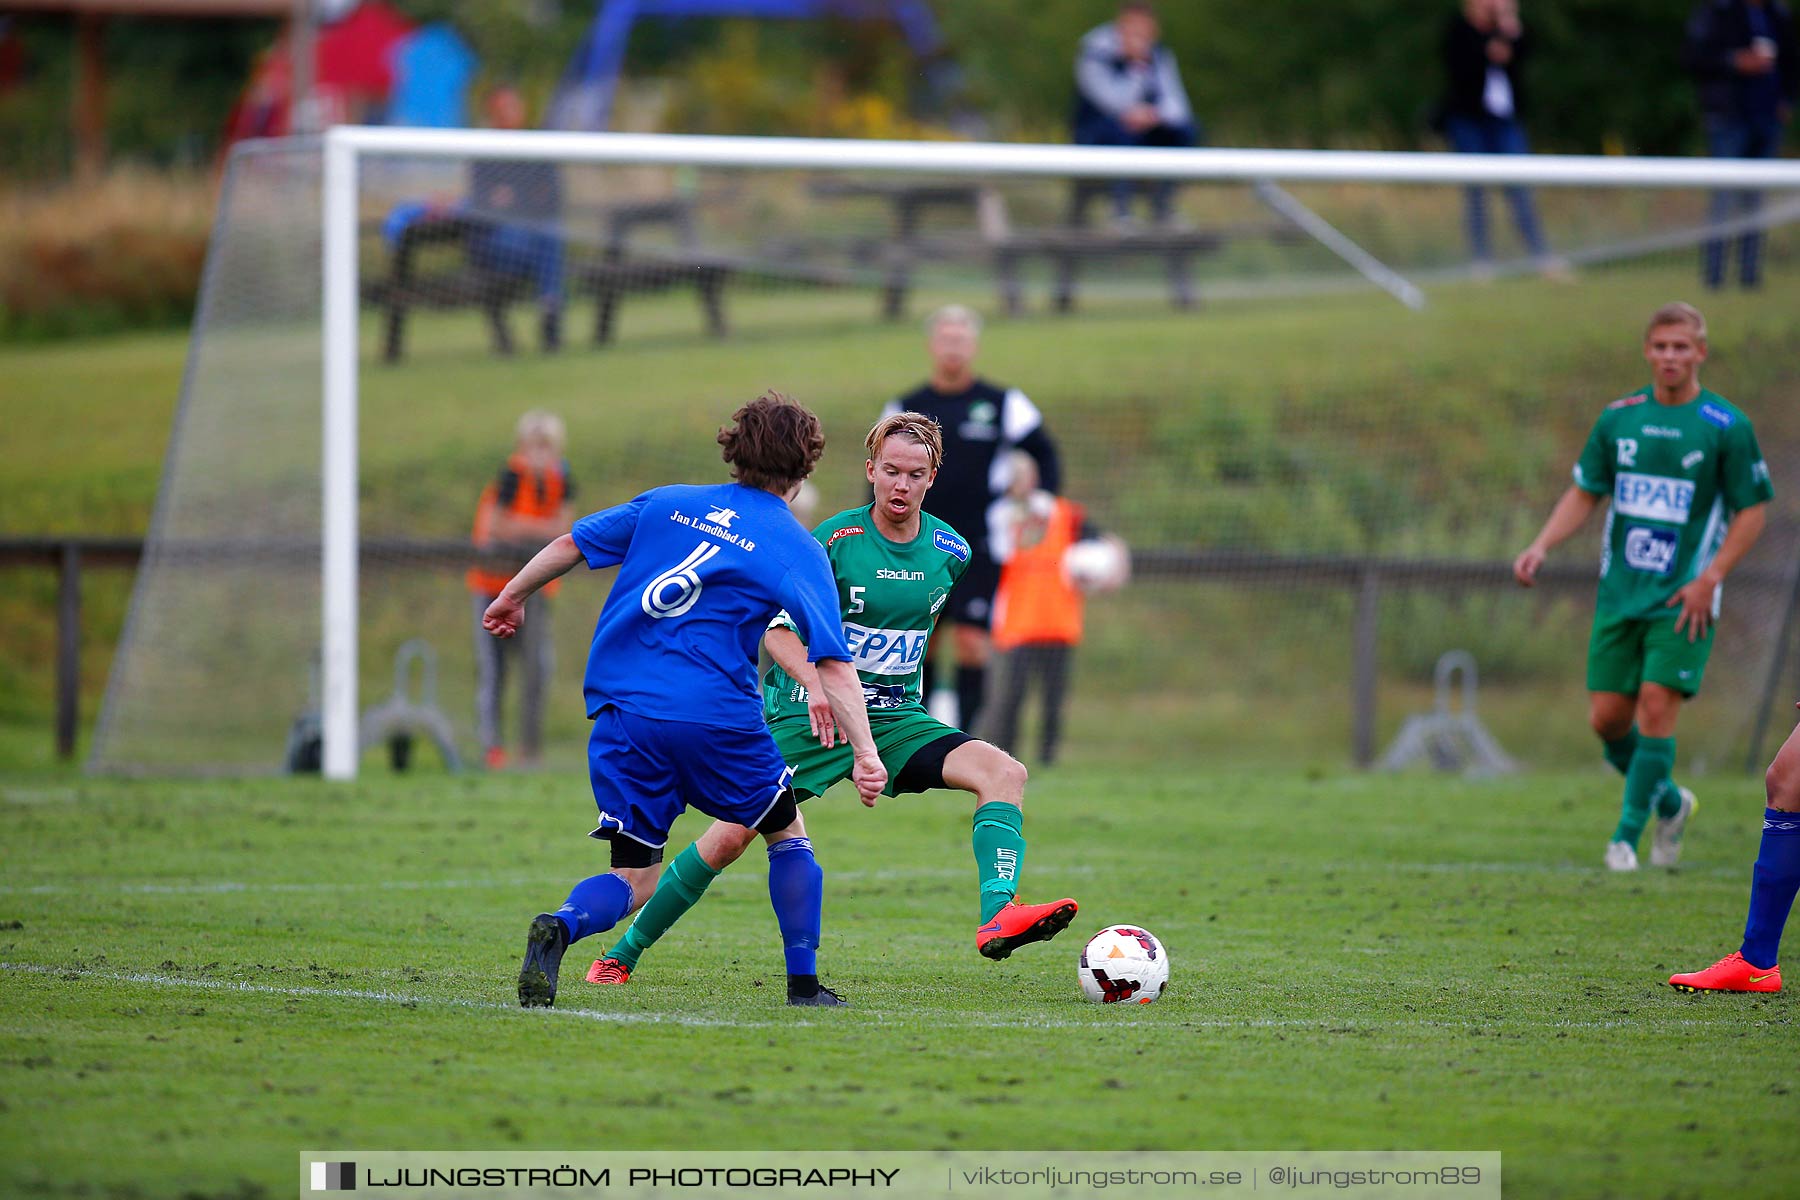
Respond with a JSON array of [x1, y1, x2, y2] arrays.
[[1441, 0, 1563, 275], [1071, 2, 1198, 224], [1685, 0, 1797, 289]]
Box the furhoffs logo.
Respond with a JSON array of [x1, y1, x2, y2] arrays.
[[310, 1162, 356, 1191]]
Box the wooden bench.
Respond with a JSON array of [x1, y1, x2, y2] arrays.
[[373, 198, 743, 360], [810, 177, 1303, 317], [372, 214, 540, 363], [571, 198, 736, 345]]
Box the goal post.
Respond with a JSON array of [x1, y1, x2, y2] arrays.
[[318, 127, 1800, 780], [96, 127, 1800, 779]]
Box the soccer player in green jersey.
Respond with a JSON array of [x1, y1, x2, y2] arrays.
[[584, 412, 1080, 993], [1514, 302, 1773, 871]]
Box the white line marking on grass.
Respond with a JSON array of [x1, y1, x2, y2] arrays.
[[0, 864, 1094, 898], [0, 961, 782, 1028], [0, 963, 1757, 1033]]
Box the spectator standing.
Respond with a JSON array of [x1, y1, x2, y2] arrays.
[[981, 453, 1123, 767], [468, 411, 575, 769], [1441, 0, 1563, 276], [1685, 0, 1797, 290], [1071, 1, 1198, 225], [468, 86, 565, 353], [887, 306, 1061, 734]]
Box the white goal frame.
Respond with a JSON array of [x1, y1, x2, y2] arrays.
[[319, 126, 1800, 778]]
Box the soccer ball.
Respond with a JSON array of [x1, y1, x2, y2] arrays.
[[1062, 538, 1130, 592], [1077, 925, 1169, 1004]]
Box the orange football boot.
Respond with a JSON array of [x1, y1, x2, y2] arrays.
[[976, 897, 1079, 960], [1669, 951, 1781, 993], [586, 958, 631, 985]]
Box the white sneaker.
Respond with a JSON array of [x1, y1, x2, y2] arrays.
[[1604, 840, 1639, 871], [1650, 787, 1698, 867]]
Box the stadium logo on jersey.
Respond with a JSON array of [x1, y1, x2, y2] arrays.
[[1606, 393, 1648, 410], [827, 526, 865, 547], [1623, 526, 1678, 575], [843, 621, 929, 676], [1700, 402, 1734, 429], [1614, 472, 1694, 524], [641, 541, 720, 619], [1682, 450, 1705, 470], [1642, 425, 1682, 439], [876, 568, 925, 581], [933, 530, 970, 561], [703, 506, 738, 528]]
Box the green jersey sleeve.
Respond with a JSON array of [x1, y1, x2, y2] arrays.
[[1572, 412, 1614, 496], [1720, 416, 1775, 513]]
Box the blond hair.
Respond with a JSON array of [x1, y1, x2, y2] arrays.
[[865, 411, 944, 469], [923, 303, 982, 339], [515, 409, 566, 453], [1645, 302, 1707, 342]]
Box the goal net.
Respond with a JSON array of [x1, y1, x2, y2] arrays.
[[91, 131, 1800, 778]]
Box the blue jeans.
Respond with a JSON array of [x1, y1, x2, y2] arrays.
[[1072, 113, 1198, 220], [471, 226, 565, 307], [1703, 115, 1785, 289], [1444, 113, 1549, 261]]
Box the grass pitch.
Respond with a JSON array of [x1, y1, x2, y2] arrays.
[[1, 764, 1792, 1199]]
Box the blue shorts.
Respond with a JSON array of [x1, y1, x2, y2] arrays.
[[586, 705, 794, 850]]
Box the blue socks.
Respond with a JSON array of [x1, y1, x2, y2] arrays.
[[551, 872, 634, 944], [1741, 809, 1800, 971], [767, 837, 823, 977]]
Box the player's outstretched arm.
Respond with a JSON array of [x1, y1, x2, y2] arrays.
[[766, 627, 841, 747], [1514, 486, 1603, 586], [1667, 501, 1769, 640], [482, 533, 583, 638], [812, 659, 887, 806]]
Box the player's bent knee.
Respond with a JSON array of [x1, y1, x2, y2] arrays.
[[1003, 754, 1028, 794], [695, 820, 758, 870], [1768, 757, 1800, 812]]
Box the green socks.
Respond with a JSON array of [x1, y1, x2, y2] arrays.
[[1613, 735, 1676, 847], [603, 843, 720, 970], [1602, 726, 1638, 776], [972, 801, 1026, 923]]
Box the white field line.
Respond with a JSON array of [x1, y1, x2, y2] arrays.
[[0, 961, 1750, 1033], [0, 856, 1743, 898], [0, 864, 1033, 898]]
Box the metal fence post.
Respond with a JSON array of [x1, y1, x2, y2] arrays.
[[56, 542, 81, 761], [1352, 565, 1380, 767]]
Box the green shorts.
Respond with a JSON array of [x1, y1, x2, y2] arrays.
[[770, 706, 964, 799], [1585, 608, 1714, 698]]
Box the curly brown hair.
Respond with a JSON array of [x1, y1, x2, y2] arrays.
[[717, 391, 827, 493]]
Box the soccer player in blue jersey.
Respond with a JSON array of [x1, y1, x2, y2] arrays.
[[484, 392, 886, 1008], [1669, 704, 1798, 994]]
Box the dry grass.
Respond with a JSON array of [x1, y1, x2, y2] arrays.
[[0, 169, 214, 339]]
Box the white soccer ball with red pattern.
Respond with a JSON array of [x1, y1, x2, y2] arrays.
[[1077, 925, 1169, 1004]]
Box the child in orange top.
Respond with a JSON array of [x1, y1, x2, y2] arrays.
[[470, 410, 575, 767], [983, 452, 1127, 765]]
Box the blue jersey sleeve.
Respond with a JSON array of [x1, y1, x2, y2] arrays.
[[570, 493, 651, 569], [778, 543, 851, 663]]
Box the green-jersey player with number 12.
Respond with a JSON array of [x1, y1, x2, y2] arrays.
[[1516, 303, 1773, 872], [587, 413, 1079, 993]]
